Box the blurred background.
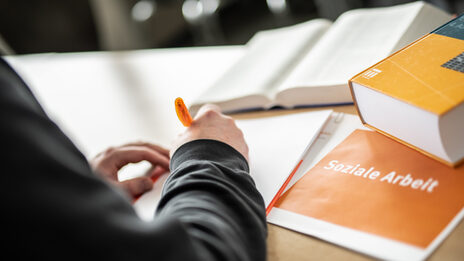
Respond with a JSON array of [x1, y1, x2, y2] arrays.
[[0, 0, 463, 55]]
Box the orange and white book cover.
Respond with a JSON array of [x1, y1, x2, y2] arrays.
[[349, 14, 464, 166], [269, 130, 464, 260], [351, 18, 464, 116]]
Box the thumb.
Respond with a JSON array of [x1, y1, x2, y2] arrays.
[[119, 177, 154, 198]]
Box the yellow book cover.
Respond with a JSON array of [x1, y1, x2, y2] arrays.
[[349, 14, 464, 166]]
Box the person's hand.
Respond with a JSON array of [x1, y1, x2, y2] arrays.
[[171, 104, 249, 161], [90, 142, 170, 198]]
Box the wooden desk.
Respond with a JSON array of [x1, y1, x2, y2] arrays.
[[8, 49, 463, 260]]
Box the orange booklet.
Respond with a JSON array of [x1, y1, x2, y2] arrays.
[[271, 129, 464, 260]]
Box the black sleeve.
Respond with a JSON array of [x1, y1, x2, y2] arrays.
[[158, 140, 267, 261], [1, 57, 267, 260]]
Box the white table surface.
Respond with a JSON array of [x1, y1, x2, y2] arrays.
[[6, 46, 244, 158]]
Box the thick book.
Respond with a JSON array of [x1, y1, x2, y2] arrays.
[[190, 1, 452, 114], [349, 14, 464, 166]]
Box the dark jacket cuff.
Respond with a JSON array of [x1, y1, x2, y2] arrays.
[[171, 139, 249, 173]]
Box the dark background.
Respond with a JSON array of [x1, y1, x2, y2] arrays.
[[0, 0, 462, 55]]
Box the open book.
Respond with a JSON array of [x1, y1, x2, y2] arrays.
[[190, 1, 452, 114]]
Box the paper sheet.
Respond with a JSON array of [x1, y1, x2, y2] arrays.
[[236, 110, 332, 207], [133, 110, 333, 219]]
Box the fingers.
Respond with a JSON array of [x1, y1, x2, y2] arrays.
[[90, 142, 171, 199], [119, 177, 154, 198], [91, 142, 170, 180], [110, 146, 170, 170]]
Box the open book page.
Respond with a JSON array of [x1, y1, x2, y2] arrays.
[[276, 2, 446, 94], [191, 19, 332, 113], [392, 2, 452, 53]]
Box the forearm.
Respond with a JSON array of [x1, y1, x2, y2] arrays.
[[157, 139, 267, 261]]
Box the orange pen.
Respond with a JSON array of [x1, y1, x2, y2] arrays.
[[175, 97, 193, 127]]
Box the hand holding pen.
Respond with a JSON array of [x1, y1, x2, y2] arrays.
[[172, 97, 249, 161]]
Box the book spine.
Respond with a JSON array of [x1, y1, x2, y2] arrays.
[[348, 81, 366, 125]]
